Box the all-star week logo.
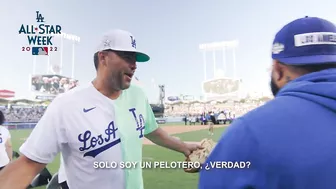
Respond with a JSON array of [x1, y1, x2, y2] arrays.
[[18, 11, 62, 56]]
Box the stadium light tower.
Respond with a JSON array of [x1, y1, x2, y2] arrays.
[[199, 40, 239, 80], [32, 56, 37, 75], [50, 32, 81, 77], [58, 32, 80, 78], [158, 85, 165, 106], [32, 33, 80, 78]]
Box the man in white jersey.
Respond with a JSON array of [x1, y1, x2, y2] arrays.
[[0, 29, 201, 189], [0, 111, 12, 171], [58, 78, 145, 189]]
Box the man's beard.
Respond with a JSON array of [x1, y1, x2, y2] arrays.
[[270, 77, 280, 97], [109, 72, 131, 91]]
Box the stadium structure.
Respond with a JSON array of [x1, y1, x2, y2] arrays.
[[199, 40, 247, 102], [163, 40, 272, 116], [149, 84, 166, 123], [28, 32, 80, 101], [164, 40, 248, 105], [0, 31, 81, 135]]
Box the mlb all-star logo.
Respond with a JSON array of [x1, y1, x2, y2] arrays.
[[103, 39, 111, 48], [19, 10, 62, 55], [78, 121, 121, 158]]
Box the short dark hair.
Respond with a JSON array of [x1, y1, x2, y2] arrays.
[[281, 62, 336, 74], [93, 50, 112, 70], [294, 63, 336, 73], [93, 50, 136, 71], [94, 52, 99, 70], [0, 111, 4, 125]]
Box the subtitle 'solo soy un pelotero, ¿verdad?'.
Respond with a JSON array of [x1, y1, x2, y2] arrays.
[[93, 161, 251, 170]]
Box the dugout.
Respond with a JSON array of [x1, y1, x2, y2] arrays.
[[150, 104, 164, 118]]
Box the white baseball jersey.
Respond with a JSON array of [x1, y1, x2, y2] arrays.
[[20, 83, 125, 189], [0, 126, 11, 167], [58, 154, 67, 183]]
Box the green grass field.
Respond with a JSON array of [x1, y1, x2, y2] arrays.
[[9, 125, 227, 189]]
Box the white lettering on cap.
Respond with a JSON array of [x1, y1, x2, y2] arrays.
[[272, 43, 284, 54], [294, 32, 336, 47]]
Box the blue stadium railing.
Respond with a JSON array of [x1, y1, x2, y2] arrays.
[[3, 122, 37, 130]]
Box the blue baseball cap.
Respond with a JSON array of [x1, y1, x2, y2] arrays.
[[272, 16, 336, 65]]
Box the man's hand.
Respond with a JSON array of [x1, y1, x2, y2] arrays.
[[183, 143, 203, 157], [145, 128, 203, 156]]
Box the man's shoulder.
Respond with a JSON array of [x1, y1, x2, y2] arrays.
[[237, 96, 305, 137], [54, 84, 92, 103], [0, 126, 9, 134], [128, 84, 145, 93], [241, 98, 285, 122], [48, 84, 93, 110], [122, 84, 147, 99], [243, 96, 305, 120]]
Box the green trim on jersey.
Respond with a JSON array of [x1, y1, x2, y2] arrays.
[[115, 84, 158, 189]]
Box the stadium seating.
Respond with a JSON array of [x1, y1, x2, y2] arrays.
[[0, 106, 46, 123]]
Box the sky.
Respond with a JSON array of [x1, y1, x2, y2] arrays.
[[0, 0, 335, 103]]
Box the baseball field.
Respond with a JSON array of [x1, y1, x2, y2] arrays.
[[9, 123, 228, 189]]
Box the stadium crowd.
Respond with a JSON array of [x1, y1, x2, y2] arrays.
[[165, 100, 265, 117], [0, 106, 46, 123], [164, 99, 267, 124], [0, 99, 267, 123]]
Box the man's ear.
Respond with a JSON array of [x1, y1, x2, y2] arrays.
[[272, 60, 286, 82], [98, 51, 108, 68]]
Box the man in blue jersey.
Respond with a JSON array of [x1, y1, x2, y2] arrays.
[[198, 16, 336, 189]]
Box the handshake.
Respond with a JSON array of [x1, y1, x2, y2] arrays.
[[184, 138, 217, 173]]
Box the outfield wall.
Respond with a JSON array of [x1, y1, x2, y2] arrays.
[[3, 122, 36, 130], [2, 117, 185, 129]]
